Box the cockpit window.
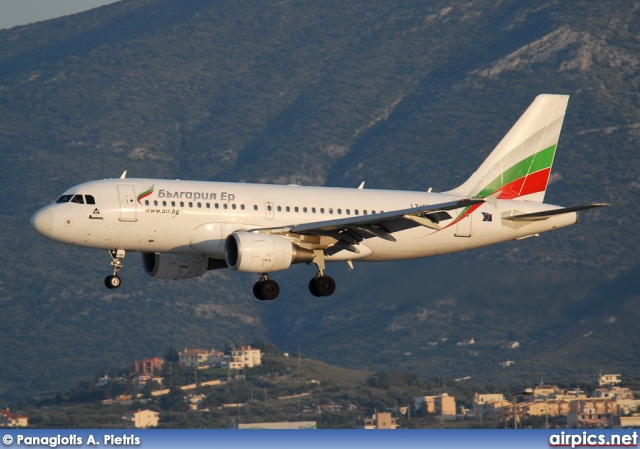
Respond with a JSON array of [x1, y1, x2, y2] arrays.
[[56, 195, 73, 203], [55, 194, 95, 204], [70, 194, 84, 204]]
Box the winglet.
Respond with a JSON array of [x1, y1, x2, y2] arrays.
[[120, 170, 127, 179], [358, 181, 365, 190]]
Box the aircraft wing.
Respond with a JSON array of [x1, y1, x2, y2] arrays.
[[250, 198, 484, 255], [503, 203, 609, 222]]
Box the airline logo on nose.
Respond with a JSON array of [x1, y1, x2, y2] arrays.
[[137, 185, 154, 204]]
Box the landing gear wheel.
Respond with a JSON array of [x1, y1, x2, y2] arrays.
[[309, 278, 322, 297], [105, 249, 126, 289], [105, 274, 121, 289], [309, 276, 336, 297], [253, 279, 280, 301], [260, 279, 280, 300], [253, 282, 264, 300]]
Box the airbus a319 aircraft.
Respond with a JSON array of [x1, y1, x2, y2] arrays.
[[31, 94, 606, 300]]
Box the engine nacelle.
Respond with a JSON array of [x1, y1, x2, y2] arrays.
[[142, 253, 226, 279], [225, 232, 314, 273]]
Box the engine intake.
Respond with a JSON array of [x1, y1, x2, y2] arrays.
[[225, 232, 313, 273]]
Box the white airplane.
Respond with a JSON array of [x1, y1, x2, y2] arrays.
[[31, 94, 606, 300]]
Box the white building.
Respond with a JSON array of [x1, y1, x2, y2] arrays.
[[123, 409, 159, 428], [178, 348, 224, 368], [221, 346, 262, 370], [589, 373, 621, 386]]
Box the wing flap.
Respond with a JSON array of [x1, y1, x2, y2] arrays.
[[289, 199, 483, 235]]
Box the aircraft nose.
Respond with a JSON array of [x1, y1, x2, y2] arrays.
[[31, 207, 55, 237]]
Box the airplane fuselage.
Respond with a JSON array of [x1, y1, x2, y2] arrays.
[[33, 178, 577, 262]]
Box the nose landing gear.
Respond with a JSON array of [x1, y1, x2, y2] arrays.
[[105, 249, 125, 289]]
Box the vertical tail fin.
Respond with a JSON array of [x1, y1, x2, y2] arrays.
[[446, 94, 569, 202]]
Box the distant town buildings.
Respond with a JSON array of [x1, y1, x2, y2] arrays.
[[221, 346, 262, 370], [0, 408, 28, 427], [414, 393, 456, 416], [177, 346, 262, 370], [589, 373, 622, 386], [123, 409, 159, 428], [469, 384, 640, 428], [178, 348, 224, 368], [356, 412, 398, 429], [135, 357, 164, 375]]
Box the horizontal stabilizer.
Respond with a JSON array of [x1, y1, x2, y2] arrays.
[[503, 203, 609, 222]]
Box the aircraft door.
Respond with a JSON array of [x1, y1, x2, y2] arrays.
[[117, 185, 137, 222], [455, 214, 472, 237], [265, 201, 274, 220]]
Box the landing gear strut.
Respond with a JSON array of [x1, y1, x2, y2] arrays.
[[308, 250, 336, 297], [105, 249, 125, 289], [253, 274, 280, 301]]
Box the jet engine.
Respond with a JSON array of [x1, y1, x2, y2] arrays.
[[225, 232, 314, 273], [142, 252, 226, 279]]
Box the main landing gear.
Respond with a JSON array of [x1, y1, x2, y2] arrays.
[[253, 274, 280, 301], [104, 249, 125, 289], [252, 250, 336, 301], [308, 250, 335, 297], [309, 275, 336, 297]]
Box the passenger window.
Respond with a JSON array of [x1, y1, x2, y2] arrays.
[[215, 203, 219, 209], [320, 208, 325, 214], [85, 195, 96, 205], [56, 195, 73, 203], [197, 202, 202, 208], [145, 200, 149, 206], [180, 202, 184, 207], [267, 205, 272, 212], [312, 207, 316, 213], [206, 203, 211, 209], [277, 206, 282, 212], [188, 202, 193, 208], [294, 207, 299, 213], [363, 210, 368, 215], [241, 205, 245, 210], [329, 208, 333, 214], [232, 204, 236, 210], [223, 203, 228, 209], [346, 209, 351, 215], [172, 201, 176, 207], [162, 201, 167, 207], [154, 201, 158, 206], [355, 210, 359, 215], [337, 209, 342, 214], [71, 194, 84, 204], [254, 205, 258, 211], [303, 207, 307, 213], [286, 206, 290, 212]]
